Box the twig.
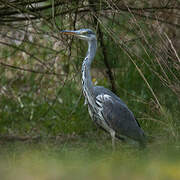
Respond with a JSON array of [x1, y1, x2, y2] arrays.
[[0, 61, 64, 76], [0, 135, 41, 142], [164, 33, 180, 63]]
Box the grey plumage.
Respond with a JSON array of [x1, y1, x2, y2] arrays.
[[61, 29, 146, 148]]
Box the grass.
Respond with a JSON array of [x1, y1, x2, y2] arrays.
[[0, 135, 180, 180]]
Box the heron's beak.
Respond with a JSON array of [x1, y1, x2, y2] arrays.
[[60, 30, 87, 40], [60, 30, 78, 36]]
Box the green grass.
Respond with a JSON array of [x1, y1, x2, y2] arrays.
[[0, 135, 180, 180]]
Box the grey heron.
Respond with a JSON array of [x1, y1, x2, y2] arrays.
[[61, 29, 146, 148]]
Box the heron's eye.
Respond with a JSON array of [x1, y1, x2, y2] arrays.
[[80, 30, 94, 35]]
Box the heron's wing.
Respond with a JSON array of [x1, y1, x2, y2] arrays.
[[96, 93, 142, 139]]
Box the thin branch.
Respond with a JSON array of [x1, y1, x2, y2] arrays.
[[0, 61, 65, 77], [0, 41, 49, 69], [165, 33, 180, 63]]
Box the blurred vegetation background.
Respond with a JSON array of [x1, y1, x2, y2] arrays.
[[0, 0, 180, 179], [0, 0, 179, 140]]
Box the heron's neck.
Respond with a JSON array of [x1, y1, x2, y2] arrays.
[[82, 39, 97, 94]]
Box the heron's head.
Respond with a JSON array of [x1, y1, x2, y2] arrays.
[[60, 29, 96, 41]]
